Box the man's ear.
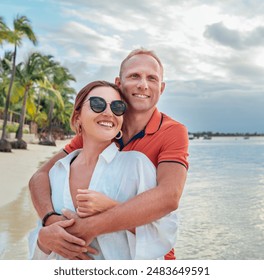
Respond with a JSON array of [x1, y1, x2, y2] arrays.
[[160, 81, 165, 95], [115, 77, 121, 87]]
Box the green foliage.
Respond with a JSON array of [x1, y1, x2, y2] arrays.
[[6, 123, 18, 133], [0, 118, 38, 135], [0, 15, 76, 139]]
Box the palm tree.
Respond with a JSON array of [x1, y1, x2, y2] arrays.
[[38, 60, 76, 145], [0, 15, 37, 152], [53, 91, 75, 135], [0, 51, 12, 108], [0, 16, 7, 45], [13, 52, 44, 149]]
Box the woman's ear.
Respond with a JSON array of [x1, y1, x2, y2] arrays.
[[75, 120, 82, 135]]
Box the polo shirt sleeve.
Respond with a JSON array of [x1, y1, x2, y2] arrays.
[[158, 123, 189, 169], [125, 153, 179, 260], [64, 134, 83, 154]]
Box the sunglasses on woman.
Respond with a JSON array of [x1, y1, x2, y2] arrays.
[[88, 96, 126, 116]]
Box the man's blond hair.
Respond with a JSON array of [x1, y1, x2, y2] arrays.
[[119, 48, 164, 79]]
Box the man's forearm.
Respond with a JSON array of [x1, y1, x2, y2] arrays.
[[89, 185, 173, 237], [29, 170, 53, 219], [65, 162, 187, 246], [86, 163, 187, 239], [28, 150, 66, 220]]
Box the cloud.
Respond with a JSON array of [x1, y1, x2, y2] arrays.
[[2, 0, 264, 132], [204, 22, 264, 49], [227, 58, 264, 82], [49, 1, 264, 133], [216, 0, 264, 17], [41, 20, 124, 67]]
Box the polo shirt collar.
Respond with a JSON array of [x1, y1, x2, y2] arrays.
[[116, 108, 163, 150], [145, 108, 163, 135]]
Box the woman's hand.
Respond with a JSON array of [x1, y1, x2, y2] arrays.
[[76, 189, 119, 218]]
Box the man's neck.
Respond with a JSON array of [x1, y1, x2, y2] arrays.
[[122, 108, 156, 144]]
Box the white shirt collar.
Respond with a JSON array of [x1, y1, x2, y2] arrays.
[[57, 142, 119, 169], [99, 142, 119, 163]]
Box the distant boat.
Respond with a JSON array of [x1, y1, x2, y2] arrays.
[[244, 136, 250, 139], [203, 135, 212, 140]]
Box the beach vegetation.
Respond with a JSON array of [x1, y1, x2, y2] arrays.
[[0, 14, 37, 152], [13, 52, 45, 148], [0, 15, 77, 152], [37, 55, 75, 145], [7, 123, 19, 133], [0, 123, 19, 133]]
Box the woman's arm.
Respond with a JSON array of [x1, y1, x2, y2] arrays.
[[76, 189, 119, 217]]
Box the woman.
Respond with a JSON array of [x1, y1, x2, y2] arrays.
[[28, 81, 178, 259]]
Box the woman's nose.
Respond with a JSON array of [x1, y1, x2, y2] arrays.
[[102, 103, 113, 115]]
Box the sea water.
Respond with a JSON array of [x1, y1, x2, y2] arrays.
[[176, 136, 264, 259]]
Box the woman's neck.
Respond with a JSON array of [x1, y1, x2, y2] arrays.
[[69, 136, 112, 206], [77, 136, 111, 166]]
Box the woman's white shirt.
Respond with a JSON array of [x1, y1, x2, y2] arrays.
[[28, 142, 179, 260]]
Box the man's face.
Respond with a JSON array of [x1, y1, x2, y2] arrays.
[[117, 54, 165, 114]]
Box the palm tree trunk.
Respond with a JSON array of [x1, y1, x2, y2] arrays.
[[36, 90, 41, 112], [1, 45, 17, 140], [47, 100, 54, 142], [16, 87, 29, 140]]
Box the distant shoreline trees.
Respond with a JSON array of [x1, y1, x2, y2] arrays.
[[189, 131, 264, 139]]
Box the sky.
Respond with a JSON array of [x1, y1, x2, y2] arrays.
[[1, 0, 264, 133]]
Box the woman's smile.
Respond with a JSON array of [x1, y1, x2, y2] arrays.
[[97, 120, 115, 128]]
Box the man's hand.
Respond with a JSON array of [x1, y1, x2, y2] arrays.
[[62, 209, 96, 246], [38, 218, 98, 259]]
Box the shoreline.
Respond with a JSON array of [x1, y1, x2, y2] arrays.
[[0, 139, 70, 207]]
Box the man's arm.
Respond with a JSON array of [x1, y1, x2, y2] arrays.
[[64, 162, 187, 243], [28, 149, 66, 223], [29, 149, 100, 259]]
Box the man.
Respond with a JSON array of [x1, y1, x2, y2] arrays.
[[29, 48, 189, 260]]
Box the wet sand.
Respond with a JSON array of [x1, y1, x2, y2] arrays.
[[0, 140, 70, 259]]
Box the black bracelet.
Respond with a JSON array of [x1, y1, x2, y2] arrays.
[[42, 211, 61, 227]]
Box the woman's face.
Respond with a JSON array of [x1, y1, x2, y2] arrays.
[[77, 86, 123, 142]]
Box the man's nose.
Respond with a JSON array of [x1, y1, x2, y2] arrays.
[[137, 78, 148, 90]]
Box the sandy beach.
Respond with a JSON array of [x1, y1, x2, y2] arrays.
[[0, 139, 71, 259], [0, 139, 70, 207]]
